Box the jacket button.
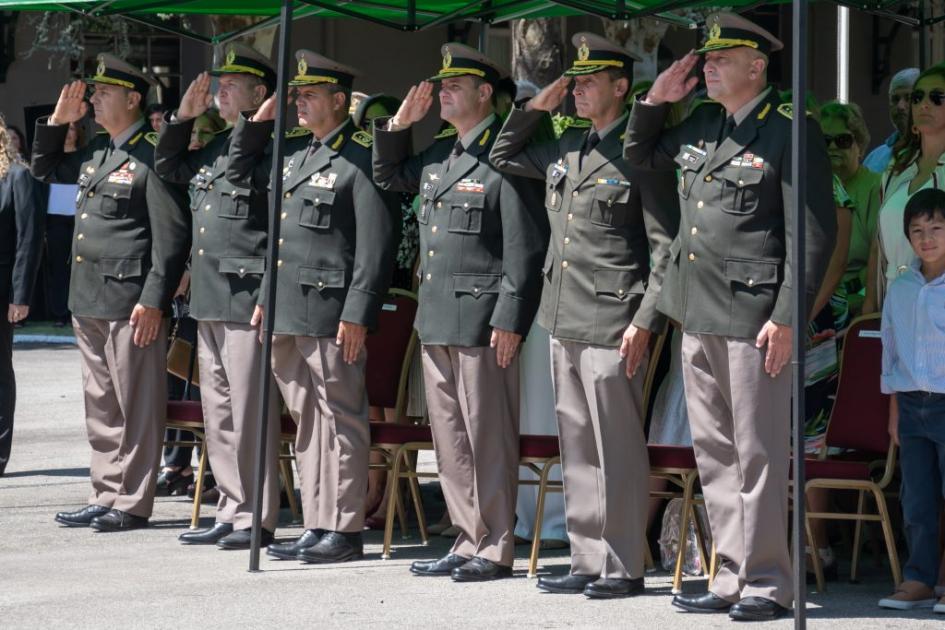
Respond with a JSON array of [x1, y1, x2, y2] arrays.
[[239, 268, 245, 275], [567, 213, 574, 221], [87, 191, 94, 197], [277, 259, 283, 267], [618, 288, 625, 295], [231, 190, 238, 197], [284, 192, 291, 199], [431, 226, 438, 233], [281, 212, 287, 219], [473, 287, 480, 293], [697, 200, 704, 208], [198, 249, 204, 256], [607, 199, 613, 207], [428, 250, 434, 257], [463, 202, 469, 208], [691, 226, 698, 235], [117, 273, 123, 279], [704, 175, 713, 182], [77, 233, 84, 240], [688, 253, 696, 261], [278, 238, 284, 245], [317, 281, 324, 288], [80, 213, 88, 219], [75, 255, 83, 263], [564, 237, 570, 245], [747, 278, 754, 286], [205, 204, 211, 211], [208, 184, 214, 190], [738, 179, 745, 186], [561, 260, 569, 269], [572, 191, 578, 198], [437, 202, 443, 208], [199, 227, 205, 234], [426, 273, 432, 280]]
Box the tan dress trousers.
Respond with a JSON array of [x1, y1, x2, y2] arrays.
[[680, 332, 792, 608], [73, 316, 168, 518], [549, 337, 649, 579], [270, 334, 369, 533], [197, 321, 280, 531], [421, 344, 520, 567]]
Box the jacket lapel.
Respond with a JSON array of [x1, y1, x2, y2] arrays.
[[88, 147, 131, 189], [574, 129, 624, 188], [702, 93, 775, 174], [285, 119, 351, 190], [433, 118, 499, 200]]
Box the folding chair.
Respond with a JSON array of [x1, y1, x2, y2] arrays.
[[803, 313, 901, 592]]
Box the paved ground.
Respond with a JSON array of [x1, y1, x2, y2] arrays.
[[0, 346, 939, 628]]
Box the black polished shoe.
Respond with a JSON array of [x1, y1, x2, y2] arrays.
[[90, 509, 148, 532], [55, 505, 109, 527], [673, 592, 734, 613], [583, 577, 644, 599], [451, 557, 513, 582], [729, 597, 789, 621], [216, 527, 275, 550], [536, 574, 596, 594], [155, 468, 194, 497], [178, 522, 233, 545], [410, 553, 470, 576], [266, 529, 326, 560], [298, 531, 364, 564]]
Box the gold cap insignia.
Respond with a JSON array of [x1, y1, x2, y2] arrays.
[[442, 49, 452, 70], [298, 57, 308, 76], [709, 21, 721, 40], [577, 36, 590, 62], [96, 58, 106, 77], [226, 47, 236, 66]]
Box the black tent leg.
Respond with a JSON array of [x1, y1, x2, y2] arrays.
[[249, 0, 294, 573]]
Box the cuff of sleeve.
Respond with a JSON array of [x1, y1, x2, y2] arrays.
[[138, 278, 168, 312], [489, 293, 531, 337], [771, 286, 793, 326], [340, 288, 382, 329]]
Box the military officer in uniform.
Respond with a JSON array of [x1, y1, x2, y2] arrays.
[[154, 43, 282, 549], [490, 33, 679, 598], [623, 13, 836, 620], [373, 43, 547, 582], [226, 50, 399, 563], [33, 54, 191, 531]]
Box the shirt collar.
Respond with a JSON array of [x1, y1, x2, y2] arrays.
[[110, 119, 146, 149], [592, 110, 629, 141], [732, 87, 772, 126], [459, 113, 496, 149], [314, 118, 350, 145], [910, 257, 945, 285]]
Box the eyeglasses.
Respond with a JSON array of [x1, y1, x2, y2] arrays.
[[823, 132, 855, 149], [911, 89, 945, 106]]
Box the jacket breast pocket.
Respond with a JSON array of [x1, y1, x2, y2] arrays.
[[99, 257, 142, 281], [98, 184, 133, 219], [590, 184, 631, 227], [453, 272, 501, 298], [217, 186, 253, 219], [720, 168, 764, 214], [448, 193, 485, 234], [594, 267, 644, 301], [298, 266, 346, 292], [298, 188, 335, 230]]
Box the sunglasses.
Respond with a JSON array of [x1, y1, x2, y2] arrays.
[[911, 89, 945, 106], [823, 132, 855, 149]]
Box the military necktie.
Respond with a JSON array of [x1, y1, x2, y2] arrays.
[[100, 140, 116, 166], [719, 115, 736, 143], [580, 131, 600, 170], [447, 139, 464, 169]]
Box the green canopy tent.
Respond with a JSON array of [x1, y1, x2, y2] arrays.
[[0, 3, 929, 626]]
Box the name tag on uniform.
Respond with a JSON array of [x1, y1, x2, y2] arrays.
[[596, 178, 631, 187], [455, 179, 484, 193], [681, 144, 707, 163], [107, 168, 134, 186], [309, 172, 337, 189]]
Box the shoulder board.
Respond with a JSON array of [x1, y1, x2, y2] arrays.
[[776, 103, 813, 120], [351, 130, 373, 148], [285, 127, 312, 139], [96, 130, 108, 136], [143, 132, 159, 146], [567, 118, 591, 129], [434, 126, 457, 140]]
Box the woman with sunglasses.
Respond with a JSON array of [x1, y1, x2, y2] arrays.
[[819, 101, 882, 316], [867, 62, 945, 311]]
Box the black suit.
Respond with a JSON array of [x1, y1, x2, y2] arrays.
[[0, 162, 45, 474]]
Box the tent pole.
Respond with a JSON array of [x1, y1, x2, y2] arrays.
[[249, 0, 294, 573], [837, 5, 850, 101], [791, 0, 808, 627]]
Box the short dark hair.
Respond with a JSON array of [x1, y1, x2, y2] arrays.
[[903, 188, 945, 238], [605, 67, 631, 99], [145, 103, 165, 116], [471, 76, 498, 107], [325, 82, 351, 109]]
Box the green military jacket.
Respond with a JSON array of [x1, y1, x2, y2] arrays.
[[372, 115, 548, 347], [226, 116, 399, 337], [623, 92, 837, 339], [31, 120, 191, 319], [491, 107, 679, 347], [155, 115, 269, 324]]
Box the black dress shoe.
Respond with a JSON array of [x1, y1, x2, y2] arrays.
[[178, 522, 234, 545], [410, 553, 470, 576], [673, 592, 734, 613], [90, 509, 148, 532], [536, 574, 596, 594], [451, 557, 513, 582], [729, 597, 789, 621], [266, 529, 326, 560], [216, 527, 275, 550], [55, 505, 109, 527], [155, 469, 194, 497], [583, 577, 644, 599], [298, 531, 364, 564]]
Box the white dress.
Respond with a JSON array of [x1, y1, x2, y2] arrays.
[[514, 322, 568, 542]]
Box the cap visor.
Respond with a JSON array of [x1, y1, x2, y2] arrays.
[[563, 64, 611, 77], [84, 76, 137, 90], [288, 77, 333, 86], [695, 42, 744, 55]]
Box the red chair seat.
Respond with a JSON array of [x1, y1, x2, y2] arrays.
[[519, 434, 560, 459], [166, 400, 204, 424], [648, 445, 697, 469], [370, 422, 433, 444], [800, 458, 872, 481]]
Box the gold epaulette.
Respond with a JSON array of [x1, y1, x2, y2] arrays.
[[352, 130, 373, 148], [776, 103, 812, 120], [143, 132, 159, 146]]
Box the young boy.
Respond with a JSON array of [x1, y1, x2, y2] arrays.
[[878, 187, 945, 613]]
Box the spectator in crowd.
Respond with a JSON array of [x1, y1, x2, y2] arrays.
[[0, 116, 45, 476], [866, 62, 945, 312], [819, 101, 882, 316], [145, 103, 165, 133], [187, 109, 226, 150], [864, 68, 920, 174], [352, 93, 401, 134], [877, 188, 945, 614], [6, 125, 28, 161], [44, 121, 85, 327]]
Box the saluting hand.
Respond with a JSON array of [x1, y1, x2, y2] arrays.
[[130, 304, 162, 348], [390, 82, 434, 130], [755, 320, 792, 378], [49, 80, 88, 126], [177, 72, 213, 121], [619, 324, 651, 380], [491, 328, 522, 369], [644, 52, 700, 106], [251, 93, 280, 123], [337, 321, 367, 365], [525, 76, 571, 113]]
